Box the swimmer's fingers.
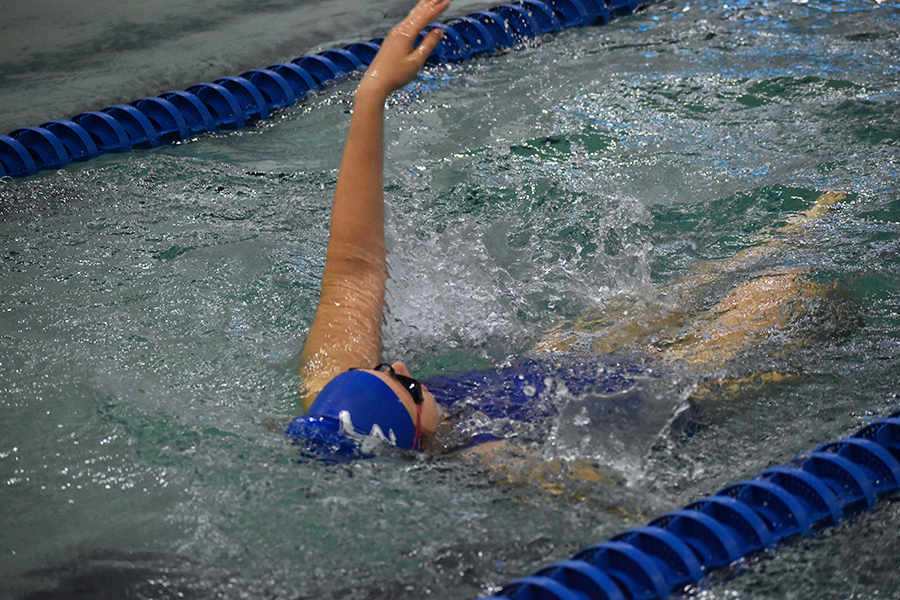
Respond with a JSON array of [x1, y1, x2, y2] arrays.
[[779, 190, 848, 234], [382, 0, 449, 71], [409, 26, 446, 65], [802, 191, 847, 219], [393, 0, 452, 40], [360, 0, 449, 98]]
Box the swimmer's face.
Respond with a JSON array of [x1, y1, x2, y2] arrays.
[[361, 362, 441, 448]]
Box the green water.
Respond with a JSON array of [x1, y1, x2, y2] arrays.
[[1, 1, 899, 598]]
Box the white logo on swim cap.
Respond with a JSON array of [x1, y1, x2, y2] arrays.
[[338, 410, 398, 448]]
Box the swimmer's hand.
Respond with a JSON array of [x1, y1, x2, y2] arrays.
[[357, 0, 450, 102]]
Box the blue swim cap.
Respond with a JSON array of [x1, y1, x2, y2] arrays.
[[287, 370, 416, 451]]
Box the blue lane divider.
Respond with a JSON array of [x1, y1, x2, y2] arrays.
[[475, 410, 900, 600], [0, 0, 661, 179], [4, 2, 896, 597]]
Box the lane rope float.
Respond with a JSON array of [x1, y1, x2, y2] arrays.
[[476, 411, 900, 600], [4, 3, 897, 598], [0, 0, 660, 179]]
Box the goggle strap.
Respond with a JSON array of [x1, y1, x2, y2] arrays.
[[413, 402, 422, 451]]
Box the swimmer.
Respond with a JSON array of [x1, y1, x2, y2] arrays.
[[290, 0, 449, 455], [287, 0, 853, 461]]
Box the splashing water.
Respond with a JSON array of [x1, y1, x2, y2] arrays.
[[1, 0, 899, 598]]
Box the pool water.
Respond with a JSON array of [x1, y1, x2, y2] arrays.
[[2, 0, 899, 599]]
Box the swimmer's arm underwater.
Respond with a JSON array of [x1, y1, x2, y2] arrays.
[[536, 190, 850, 367], [299, 0, 449, 410], [458, 439, 620, 497]]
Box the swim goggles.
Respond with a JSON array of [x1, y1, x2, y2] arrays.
[[372, 363, 426, 405], [370, 363, 426, 451]]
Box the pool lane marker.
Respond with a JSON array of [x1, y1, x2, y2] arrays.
[[0, 0, 659, 179], [477, 412, 900, 600], [6, 2, 897, 597]]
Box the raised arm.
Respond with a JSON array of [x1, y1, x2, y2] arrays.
[[299, 0, 450, 410]]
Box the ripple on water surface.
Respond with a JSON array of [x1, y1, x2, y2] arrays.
[[2, 0, 900, 598]]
